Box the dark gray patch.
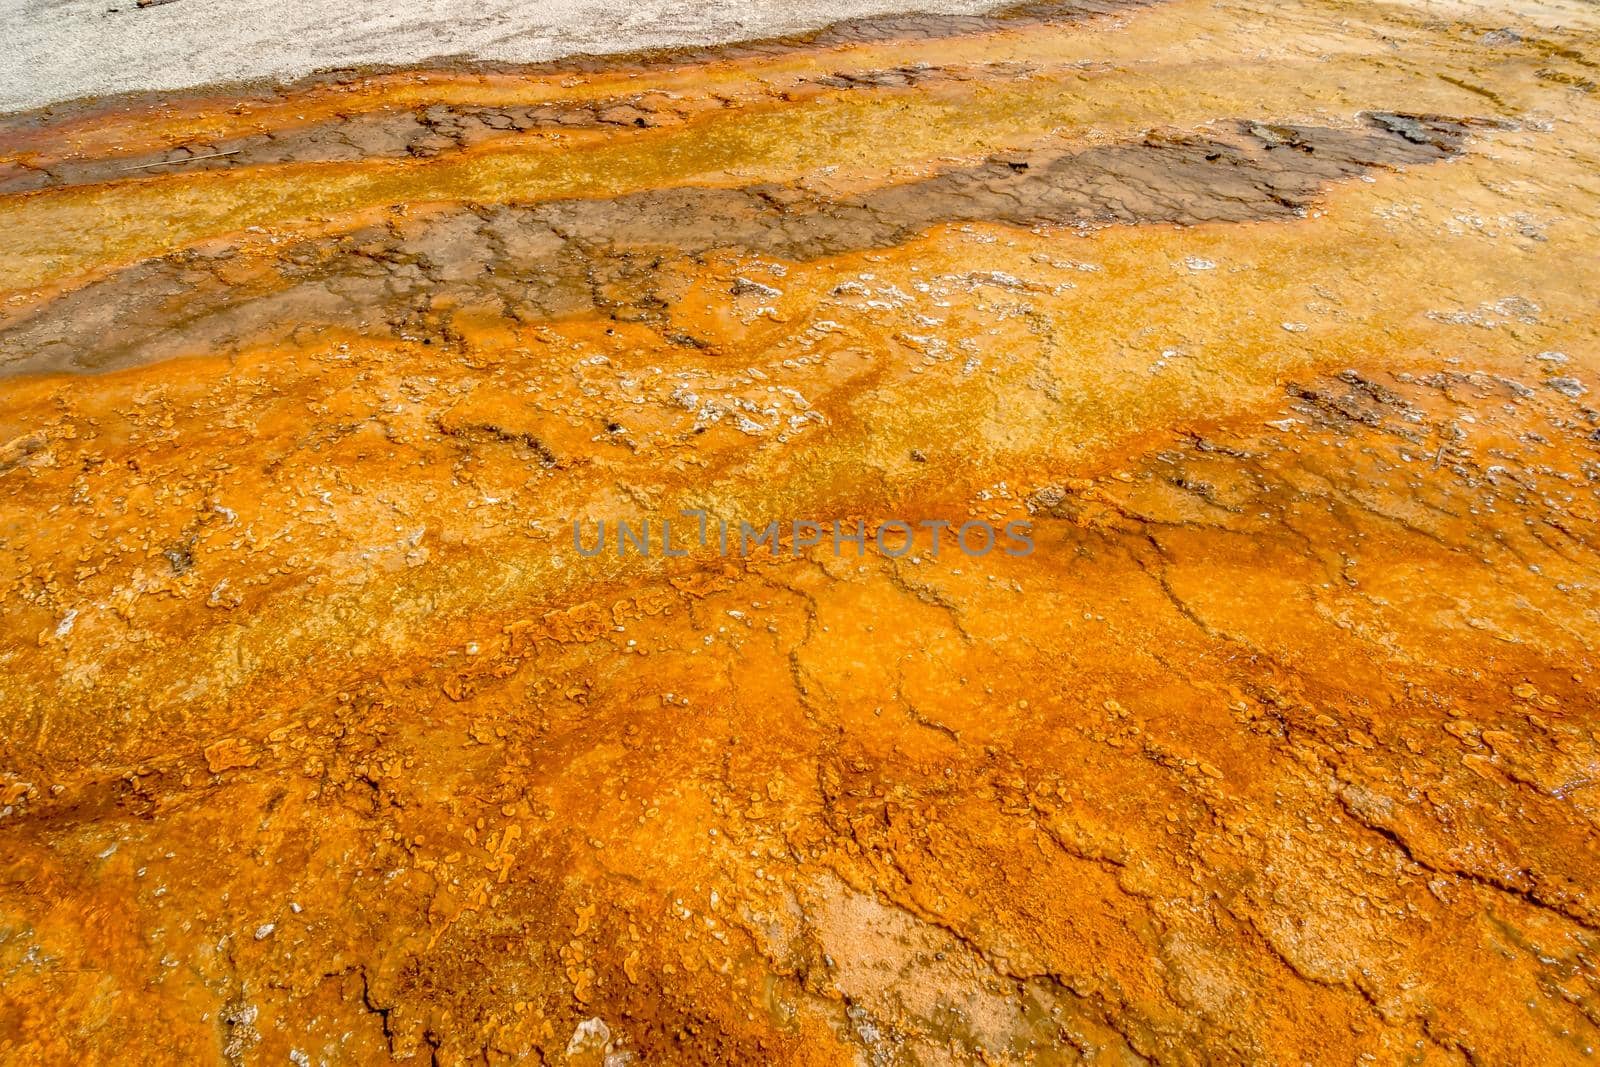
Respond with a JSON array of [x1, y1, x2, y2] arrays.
[[0, 113, 1496, 379]]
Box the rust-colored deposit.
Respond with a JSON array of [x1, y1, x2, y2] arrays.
[[2, 0, 1599, 1062]]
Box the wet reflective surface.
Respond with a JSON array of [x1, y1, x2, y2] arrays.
[[1, 0, 1598, 1062]]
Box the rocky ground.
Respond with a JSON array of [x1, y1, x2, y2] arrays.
[[0, 0, 1598, 1062]]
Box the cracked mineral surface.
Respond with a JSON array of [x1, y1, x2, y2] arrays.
[[2, 0, 1599, 1063]]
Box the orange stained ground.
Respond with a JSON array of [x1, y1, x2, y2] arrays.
[[0, 0, 1598, 1062]]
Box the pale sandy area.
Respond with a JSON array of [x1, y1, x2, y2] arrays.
[[0, 0, 1010, 112]]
